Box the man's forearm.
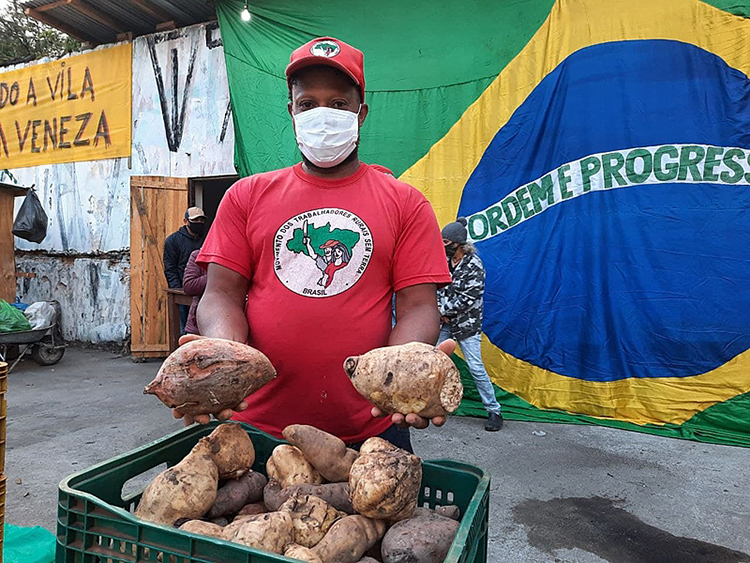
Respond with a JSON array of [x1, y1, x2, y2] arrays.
[[196, 292, 249, 343], [389, 302, 440, 346]]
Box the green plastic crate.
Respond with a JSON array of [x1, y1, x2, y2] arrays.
[[57, 422, 490, 563]]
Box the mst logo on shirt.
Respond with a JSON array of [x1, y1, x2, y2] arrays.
[[273, 208, 373, 298]]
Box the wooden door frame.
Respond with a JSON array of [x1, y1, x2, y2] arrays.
[[129, 176, 188, 358]]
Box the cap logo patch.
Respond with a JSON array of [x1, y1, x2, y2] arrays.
[[310, 40, 340, 58]]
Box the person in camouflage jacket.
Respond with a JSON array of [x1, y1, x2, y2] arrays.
[[438, 248, 485, 341], [437, 217, 504, 431]]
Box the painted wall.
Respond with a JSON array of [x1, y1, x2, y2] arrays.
[[16, 254, 130, 344], [11, 23, 236, 344], [132, 21, 235, 177], [12, 158, 130, 253]]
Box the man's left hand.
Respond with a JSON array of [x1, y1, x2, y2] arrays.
[[371, 338, 457, 429]]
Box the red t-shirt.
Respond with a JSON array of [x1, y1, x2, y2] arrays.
[[197, 162, 451, 443]]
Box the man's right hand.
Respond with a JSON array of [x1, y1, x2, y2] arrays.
[[172, 334, 249, 426]]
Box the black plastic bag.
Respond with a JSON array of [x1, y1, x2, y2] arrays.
[[13, 187, 47, 243]]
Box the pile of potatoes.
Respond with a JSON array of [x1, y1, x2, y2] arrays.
[[134, 423, 461, 563]]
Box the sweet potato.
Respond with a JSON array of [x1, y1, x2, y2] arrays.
[[264, 480, 354, 513], [206, 470, 267, 519], [349, 438, 421, 521], [283, 425, 359, 483], [284, 544, 323, 563], [209, 516, 229, 526], [223, 511, 293, 554], [134, 440, 218, 526], [381, 513, 459, 563], [178, 520, 225, 540], [144, 338, 276, 415], [266, 445, 324, 488], [280, 493, 346, 548], [237, 502, 267, 516], [343, 342, 463, 418], [313, 515, 386, 563], [412, 504, 461, 521], [200, 423, 255, 479]]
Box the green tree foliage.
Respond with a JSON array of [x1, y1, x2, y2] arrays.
[[0, 1, 80, 67]]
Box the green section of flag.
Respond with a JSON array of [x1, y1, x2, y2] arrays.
[[701, 0, 750, 17], [216, 0, 556, 177], [453, 355, 750, 448]]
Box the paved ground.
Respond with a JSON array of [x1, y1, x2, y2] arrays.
[[5, 348, 750, 562]]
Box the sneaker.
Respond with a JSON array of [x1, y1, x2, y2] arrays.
[[485, 412, 503, 432]]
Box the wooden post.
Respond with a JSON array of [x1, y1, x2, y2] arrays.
[[0, 185, 27, 303]]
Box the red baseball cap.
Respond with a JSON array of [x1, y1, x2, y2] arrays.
[[286, 37, 365, 101]]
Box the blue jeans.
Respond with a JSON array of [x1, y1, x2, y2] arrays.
[[179, 304, 189, 335], [439, 326, 501, 415]]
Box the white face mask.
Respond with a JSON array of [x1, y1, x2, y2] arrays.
[[294, 106, 360, 168]]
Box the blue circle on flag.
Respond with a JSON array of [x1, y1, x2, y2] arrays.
[[458, 39, 750, 381]]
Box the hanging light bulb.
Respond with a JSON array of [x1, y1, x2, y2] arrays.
[[241, 3, 251, 21]]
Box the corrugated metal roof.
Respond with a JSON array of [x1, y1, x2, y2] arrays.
[[21, 0, 216, 45]]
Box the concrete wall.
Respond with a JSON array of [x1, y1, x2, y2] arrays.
[[11, 23, 235, 344]]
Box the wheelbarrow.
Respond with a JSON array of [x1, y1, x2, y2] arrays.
[[0, 311, 66, 373]]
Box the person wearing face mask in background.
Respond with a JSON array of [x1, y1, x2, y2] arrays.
[[437, 218, 504, 432], [163, 207, 208, 334], [176, 37, 456, 453]]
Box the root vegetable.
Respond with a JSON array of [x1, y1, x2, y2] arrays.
[[134, 441, 218, 526], [200, 423, 255, 479], [237, 502, 267, 516], [144, 338, 275, 415], [280, 493, 346, 548], [264, 480, 354, 513], [209, 516, 229, 526], [413, 504, 461, 521], [313, 515, 386, 563], [343, 342, 463, 418], [178, 520, 225, 540], [223, 511, 293, 554], [266, 445, 324, 488], [381, 513, 459, 563], [206, 470, 267, 519], [285, 544, 323, 563], [349, 438, 421, 521], [357, 558, 380, 563], [435, 505, 461, 521], [283, 425, 358, 483]]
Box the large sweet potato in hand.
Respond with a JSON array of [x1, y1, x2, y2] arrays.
[[144, 338, 276, 415], [343, 342, 462, 418]]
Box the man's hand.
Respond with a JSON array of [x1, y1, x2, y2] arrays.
[[371, 338, 457, 429], [440, 315, 450, 324], [172, 400, 249, 426], [171, 334, 249, 426]]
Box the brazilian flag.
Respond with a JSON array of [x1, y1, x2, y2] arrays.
[[216, 0, 750, 447]]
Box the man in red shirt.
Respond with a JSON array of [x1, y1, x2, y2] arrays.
[[176, 37, 453, 451]]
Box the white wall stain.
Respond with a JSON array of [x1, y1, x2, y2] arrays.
[[9, 23, 236, 344]]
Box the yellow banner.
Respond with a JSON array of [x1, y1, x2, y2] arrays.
[[0, 43, 132, 169]]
